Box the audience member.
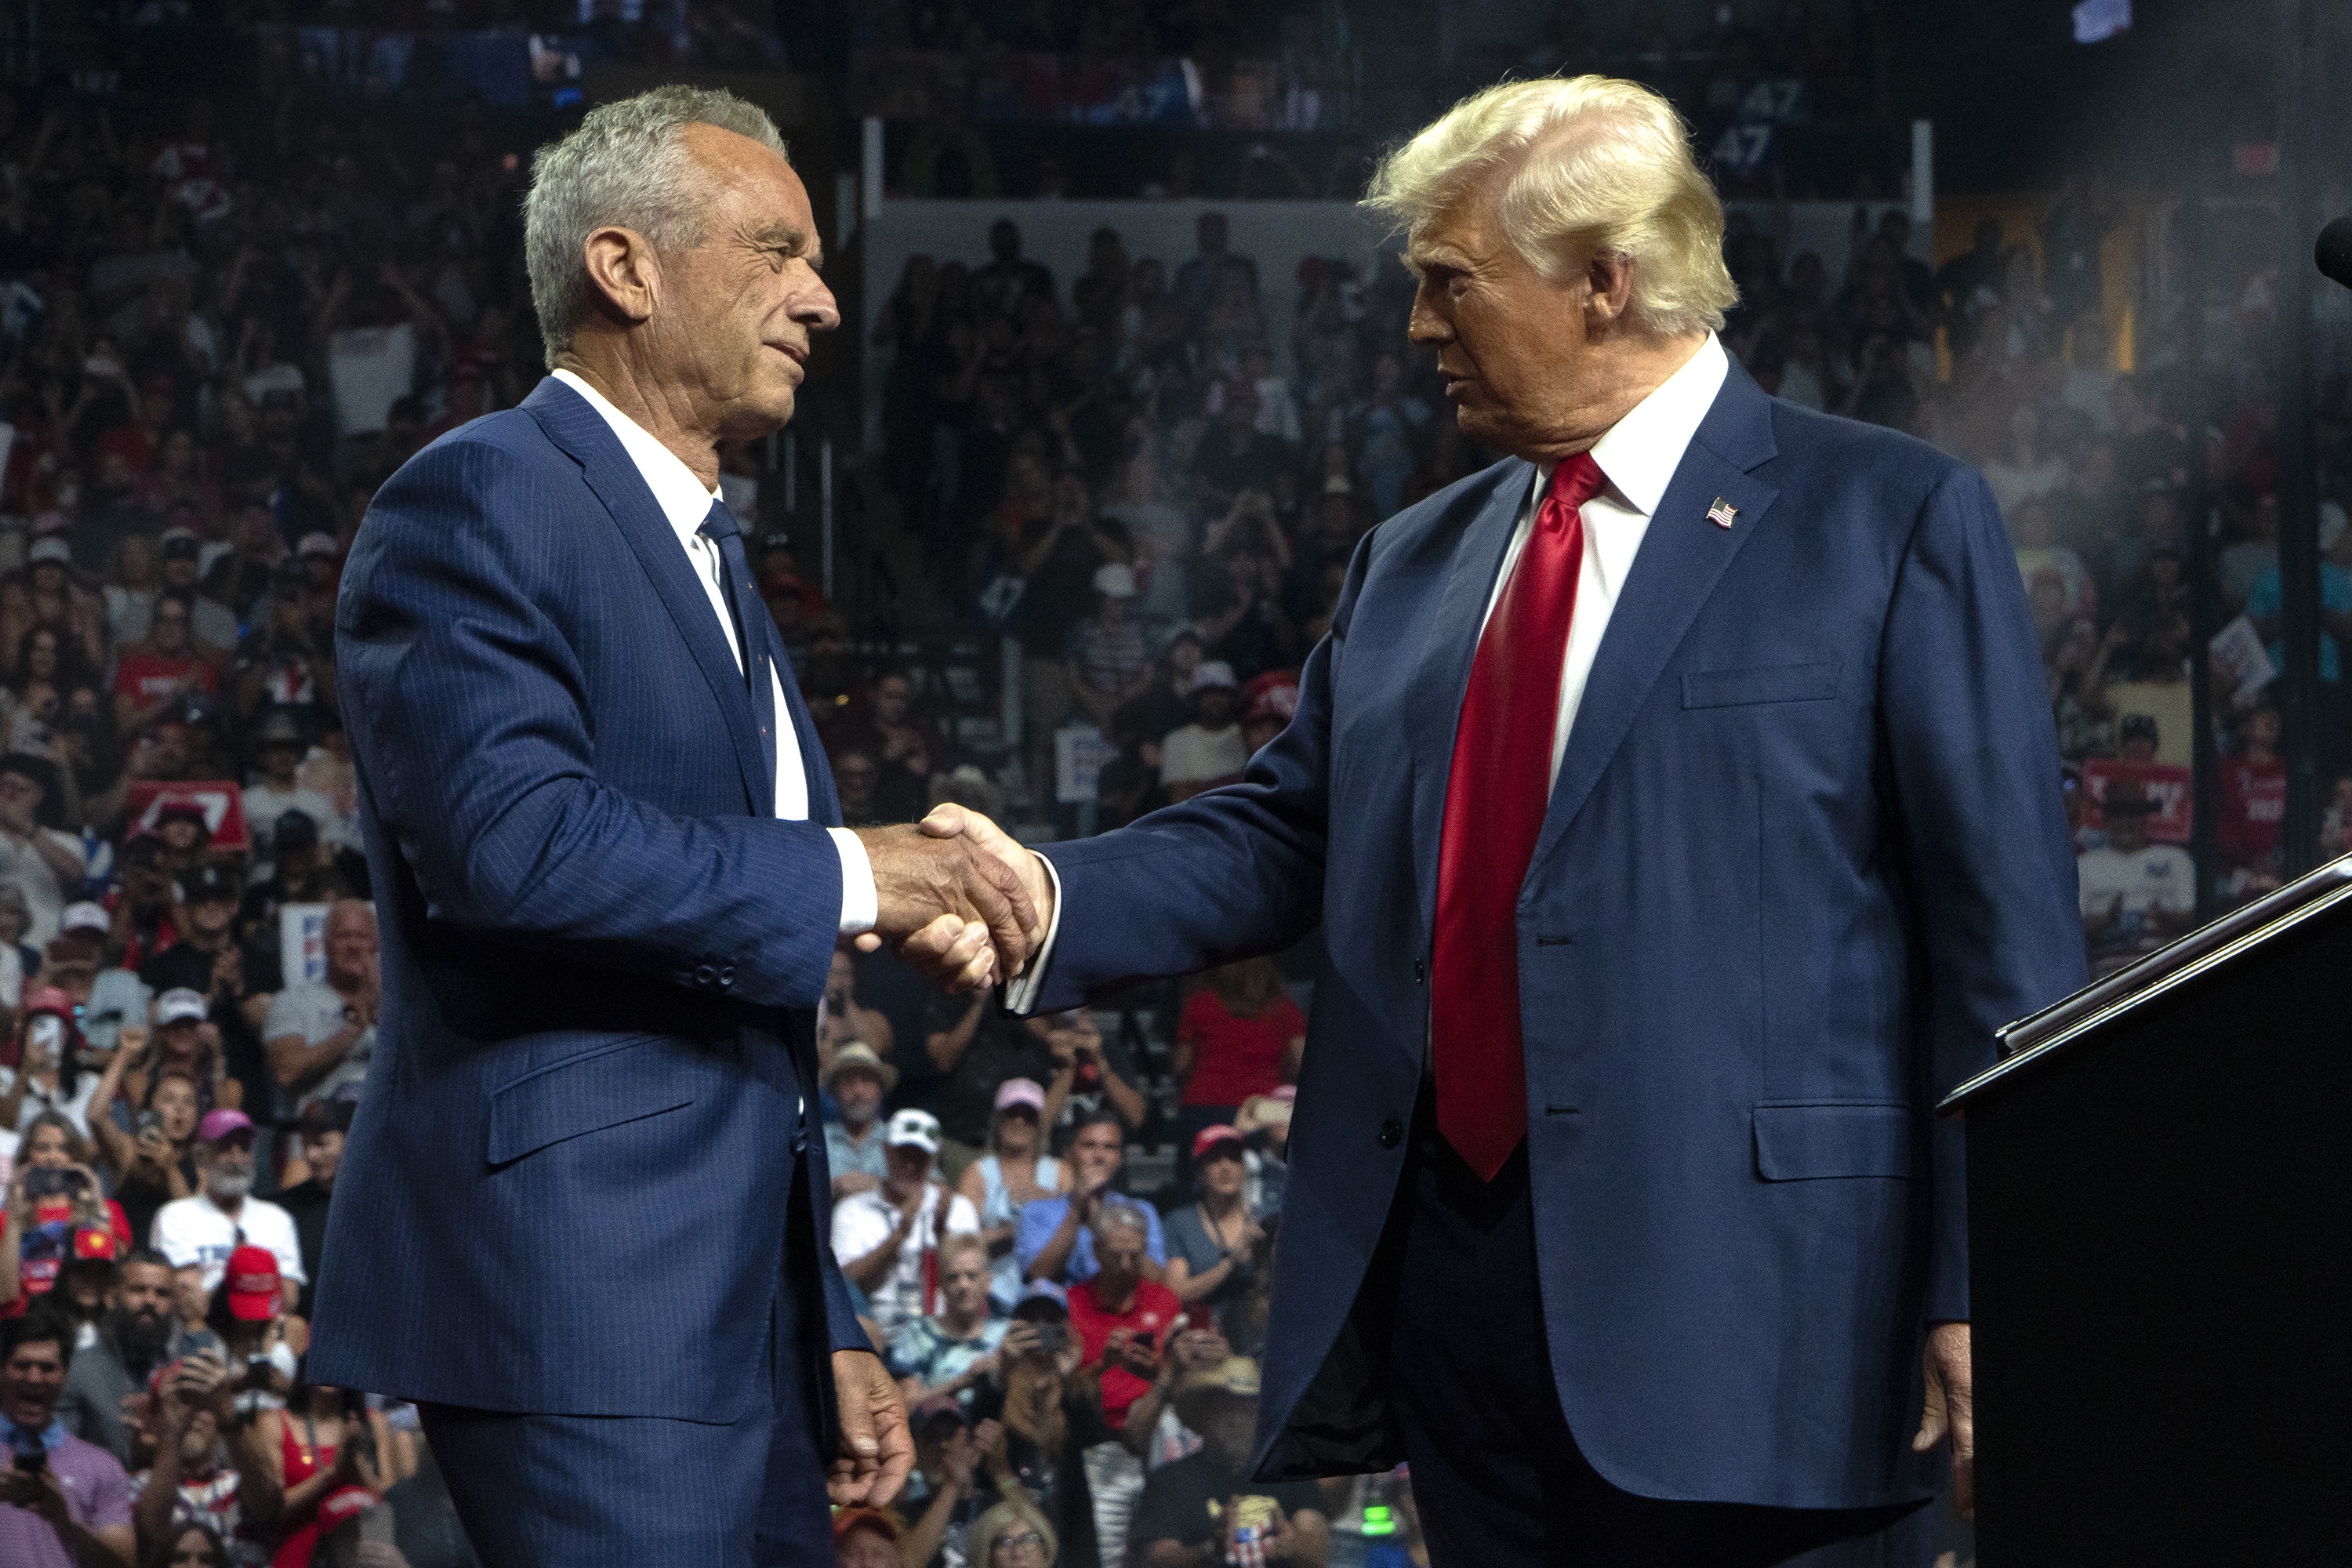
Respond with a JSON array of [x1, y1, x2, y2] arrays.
[[260, 902, 376, 1120], [2, 1112, 133, 1317], [0, 1306, 138, 1568], [269, 1102, 350, 1323], [1130, 1356, 1330, 1568], [56, 1247, 214, 1465], [956, 1078, 1071, 1312], [149, 1112, 301, 1304], [821, 1043, 895, 1203], [833, 1505, 903, 1568], [1161, 1128, 1264, 1310], [979, 1283, 1110, 1568], [1031, 1010, 1147, 1145], [1064, 1204, 1181, 1563], [2078, 780, 2196, 971], [832, 1109, 982, 1337], [129, 1341, 281, 1565], [887, 1232, 1007, 1415], [1017, 1113, 1166, 1287], [1156, 664, 1247, 804], [1172, 960, 1303, 1174]]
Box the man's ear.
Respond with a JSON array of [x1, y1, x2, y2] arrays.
[[580, 227, 660, 328], [1584, 252, 1638, 332]]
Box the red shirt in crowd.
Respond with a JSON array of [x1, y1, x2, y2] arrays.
[[1068, 1276, 1183, 1431], [114, 652, 218, 708], [1176, 989, 1305, 1107], [2218, 752, 2287, 869]]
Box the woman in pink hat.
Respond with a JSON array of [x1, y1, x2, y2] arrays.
[[957, 1076, 1072, 1313]]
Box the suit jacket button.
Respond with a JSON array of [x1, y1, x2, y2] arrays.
[[718, 965, 735, 988], [1377, 1117, 1403, 1149], [693, 963, 717, 988]]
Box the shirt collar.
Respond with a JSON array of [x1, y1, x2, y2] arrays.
[[1566, 332, 1732, 519], [549, 368, 721, 549], [0, 1414, 67, 1450]]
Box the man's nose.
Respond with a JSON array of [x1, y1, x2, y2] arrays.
[[796, 277, 841, 333]]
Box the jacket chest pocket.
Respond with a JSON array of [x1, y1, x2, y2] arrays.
[[1682, 659, 1842, 709]]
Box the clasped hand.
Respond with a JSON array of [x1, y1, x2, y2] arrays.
[[852, 807, 1055, 992]]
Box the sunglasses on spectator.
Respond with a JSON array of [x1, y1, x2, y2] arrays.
[[993, 1534, 1044, 1553]]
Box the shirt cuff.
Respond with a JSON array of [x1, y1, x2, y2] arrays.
[[1003, 851, 1063, 1016], [829, 828, 878, 936]]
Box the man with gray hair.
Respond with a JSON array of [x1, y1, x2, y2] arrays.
[[310, 85, 1044, 1563], [937, 73, 2086, 1563]]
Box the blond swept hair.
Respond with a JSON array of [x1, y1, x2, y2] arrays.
[[1363, 75, 1737, 338], [937, 1230, 989, 1274]]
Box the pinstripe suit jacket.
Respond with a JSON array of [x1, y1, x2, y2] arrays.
[[308, 377, 866, 1423]]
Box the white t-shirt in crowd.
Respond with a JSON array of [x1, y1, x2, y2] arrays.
[[150, 1192, 307, 1294], [829, 1181, 978, 1334], [2077, 843, 2196, 920], [1158, 722, 1249, 786], [0, 1068, 103, 1140], [241, 785, 341, 860], [0, 826, 89, 946]]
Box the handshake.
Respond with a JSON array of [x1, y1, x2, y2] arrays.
[[851, 805, 1055, 993]]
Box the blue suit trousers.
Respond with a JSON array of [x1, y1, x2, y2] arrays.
[[1378, 1097, 1937, 1567], [418, 1171, 834, 1566]]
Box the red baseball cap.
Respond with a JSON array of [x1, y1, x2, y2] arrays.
[[224, 1245, 281, 1320], [832, 1508, 901, 1545], [22, 985, 74, 1020], [1192, 1123, 1246, 1160]]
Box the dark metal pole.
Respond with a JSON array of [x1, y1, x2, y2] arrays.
[[2277, 0, 2325, 875], [2184, 198, 2221, 920]]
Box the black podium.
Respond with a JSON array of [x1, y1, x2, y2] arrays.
[[1940, 860, 2352, 1564]]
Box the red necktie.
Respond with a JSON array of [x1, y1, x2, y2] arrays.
[[1432, 453, 1603, 1180]]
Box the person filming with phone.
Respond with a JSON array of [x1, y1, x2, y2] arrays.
[[128, 1337, 282, 1563], [0, 1308, 137, 1567]]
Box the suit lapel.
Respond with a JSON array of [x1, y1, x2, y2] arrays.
[[1403, 460, 1536, 935], [524, 379, 770, 815], [1527, 363, 1781, 877]]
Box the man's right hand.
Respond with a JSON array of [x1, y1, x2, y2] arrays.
[[854, 822, 1039, 990], [914, 804, 1055, 974]]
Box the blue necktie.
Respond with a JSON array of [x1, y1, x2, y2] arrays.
[[700, 499, 777, 811]]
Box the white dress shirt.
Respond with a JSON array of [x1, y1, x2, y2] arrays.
[[1007, 335, 1730, 1011], [551, 369, 877, 934]]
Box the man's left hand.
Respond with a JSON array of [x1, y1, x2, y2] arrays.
[[829, 1349, 913, 1509], [1911, 1321, 1973, 1519]]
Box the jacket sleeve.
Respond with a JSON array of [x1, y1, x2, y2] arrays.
[[1879, 464, 2088, 1322], [335, 435, 842, 1011], [1016, 535, 1374, 1012]]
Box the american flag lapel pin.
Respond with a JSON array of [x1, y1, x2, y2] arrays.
[[1706, 496, 1739, 528]]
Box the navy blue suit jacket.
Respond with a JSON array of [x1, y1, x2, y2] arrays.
[[310, 378, 868, 1425], [1023, 363, 2085, 1509]]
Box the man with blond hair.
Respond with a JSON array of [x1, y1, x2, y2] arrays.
[[938, 74, 2084, 1563]]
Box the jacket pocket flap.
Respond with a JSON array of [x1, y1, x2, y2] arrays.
[[1682, 660, 1842, 709], [1752, 1102, 1917, 1181], [488, 1035, 692, 1166]]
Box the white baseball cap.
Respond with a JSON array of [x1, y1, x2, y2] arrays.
[[884, 1108, 942, 1156], [154, 988, 208, 1026], [1189, 661, 1239, 695], [59, 902, 110, 938]]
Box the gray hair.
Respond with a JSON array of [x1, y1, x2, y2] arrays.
[[1091, 1200, 1150, 1248], [523, 85, 789, 366]]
